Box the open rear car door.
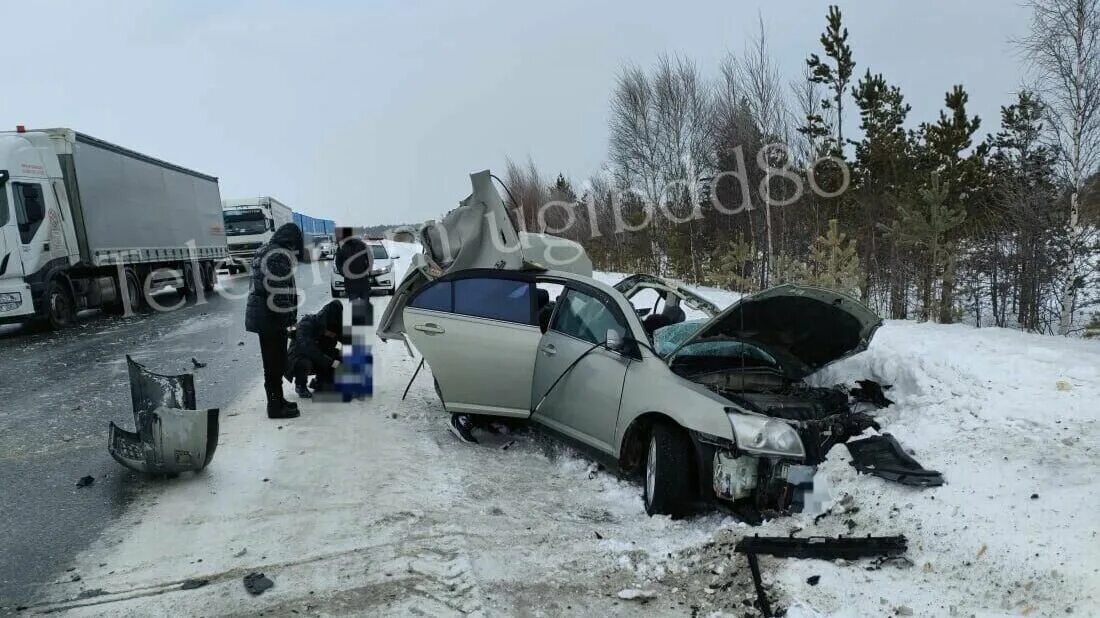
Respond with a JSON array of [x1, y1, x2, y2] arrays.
[[378, 169, 592, 343]]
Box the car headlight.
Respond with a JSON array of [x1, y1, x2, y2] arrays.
[[372, 264, 391, 275], [727, 410, 805, 458]]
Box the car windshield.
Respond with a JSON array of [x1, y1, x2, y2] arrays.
[[653, 318, 777, 365], [223, 211, 267, 236], [370, 244, 389, 259]]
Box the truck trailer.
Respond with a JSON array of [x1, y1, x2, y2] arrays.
[[0, 128, 227, 329], [293, 211, 335, 261], [220, 196, 294, 273]]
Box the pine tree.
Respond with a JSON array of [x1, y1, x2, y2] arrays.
[[807, 219, 862, 295], [986, 91, 1061, 330], [850, 70, 913, 313], [708, 236, 758, 292], [917, 85, 987, 323], [884, 176, 967, 321], [806, 5, 856, 156]]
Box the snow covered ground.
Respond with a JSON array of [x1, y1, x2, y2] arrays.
[[25, 248, 1100, 616]]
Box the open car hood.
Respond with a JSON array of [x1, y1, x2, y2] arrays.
[[665, 284, 882, 380], [378, 170, 593, 341]]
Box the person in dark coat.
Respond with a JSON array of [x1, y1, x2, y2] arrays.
[[285, 300, 343, 398], [245, 222, 303, 419], [335, 236, 373, 300]]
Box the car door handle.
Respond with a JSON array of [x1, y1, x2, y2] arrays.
[[539, 344, 556, 356], [414, 323, 445, 335]]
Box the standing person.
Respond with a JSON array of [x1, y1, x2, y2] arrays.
[[285, 300, 343, 398], [245, 222, 303, 419], [335, 234, 373, 300]]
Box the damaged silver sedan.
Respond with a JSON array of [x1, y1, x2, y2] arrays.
[[380, 170, 883, 518]]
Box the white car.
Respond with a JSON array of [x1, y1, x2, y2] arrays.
[[331, 240, 398, 296], [317, 242, 335, 260]]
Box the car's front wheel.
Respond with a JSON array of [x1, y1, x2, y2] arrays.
[[643, 423, 695, 517]]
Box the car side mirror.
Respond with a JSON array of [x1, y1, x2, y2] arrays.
[[605, 329, 624, 352]]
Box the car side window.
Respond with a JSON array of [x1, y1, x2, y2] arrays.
[[410, 281, 452, 312], [551, 289, 626, 345], [13, 182, 46, 244], [453, 277, 533, 324]]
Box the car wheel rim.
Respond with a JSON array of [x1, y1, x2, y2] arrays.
[[645, 436, 657, 502]]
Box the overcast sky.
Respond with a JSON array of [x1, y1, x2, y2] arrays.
[[0, 0, 1031, 225]]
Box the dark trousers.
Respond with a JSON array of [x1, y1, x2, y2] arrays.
[[293, 361, 335, 390], [258, 330, 288, 403], [345, 281, 371, 300]]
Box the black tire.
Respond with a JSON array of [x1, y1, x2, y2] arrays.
[[201, 262, 216, 292], [331, 286, 342, 298], [45, 279, 75, 329], [643, 423, 695, 517], [182, 263, 198, 300], [122, 268, 144, 313]]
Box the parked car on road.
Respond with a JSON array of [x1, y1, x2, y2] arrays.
[[318, 241, 335, 260], [331, 240, 397, 296], [380, 170, 883, 518]]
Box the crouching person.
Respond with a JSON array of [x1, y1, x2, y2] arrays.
[[285, 300, 343, 398]]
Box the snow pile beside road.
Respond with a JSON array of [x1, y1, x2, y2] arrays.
[[756, 320, 1100, 616]]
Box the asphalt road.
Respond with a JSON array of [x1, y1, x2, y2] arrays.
[[0, 262, 336, 608]]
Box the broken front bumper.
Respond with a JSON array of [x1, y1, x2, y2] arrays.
[[712, 449, 817, 513]]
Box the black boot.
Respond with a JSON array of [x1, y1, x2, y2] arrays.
[[266, 390, 300, 419]]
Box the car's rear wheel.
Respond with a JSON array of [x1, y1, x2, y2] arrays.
[[643, 423, 695, 517]]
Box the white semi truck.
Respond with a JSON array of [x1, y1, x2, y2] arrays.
[[0, 127, 227, 329], [220, 196, 293, 274]]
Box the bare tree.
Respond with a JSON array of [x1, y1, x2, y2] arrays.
[[609, 55, 714, 276], [1018, 0, 1100, 334], [718, 19, 792, 286]]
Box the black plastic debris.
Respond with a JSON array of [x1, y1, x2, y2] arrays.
[[850, 379, 894, 408], [181, 578, 209, 590], [806, 575, 820, 586], [735, 535, 908, 617], [107, 356, 220, 476], [243, 572, 273, 596], [846, 434, 944, 487], [191, 358, 207, 369], [76, 475, 95, 488]]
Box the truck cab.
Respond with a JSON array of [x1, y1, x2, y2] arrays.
[[220, 197, 292, 273], [0, 131, 80, 323]]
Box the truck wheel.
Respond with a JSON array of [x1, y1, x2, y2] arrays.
[[121, 268, 144, 312], [643, 423, 695, 518], [201, 262, 216, 292], [182, 263, 198, 299], [45, 279, 76, 329]]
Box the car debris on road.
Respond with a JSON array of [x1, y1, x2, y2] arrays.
[[735, 534, 909, 617], [107, 356, 220, 476]]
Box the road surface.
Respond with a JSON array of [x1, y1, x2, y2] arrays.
[[0, 262, 337, 607]]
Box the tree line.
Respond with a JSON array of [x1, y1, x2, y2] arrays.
[[501, 1, 1100, 335]]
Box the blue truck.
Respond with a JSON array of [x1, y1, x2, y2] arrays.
[[293, 211, 335, 261]]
